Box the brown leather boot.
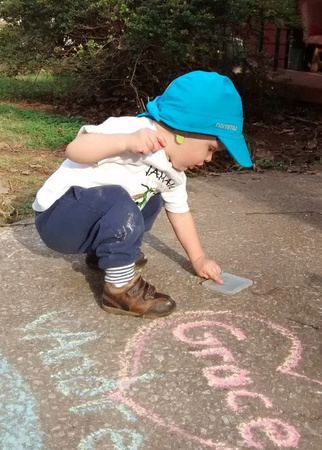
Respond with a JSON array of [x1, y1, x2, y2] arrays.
[[101, 275, 176, 319], [86, 252, 148, 270]]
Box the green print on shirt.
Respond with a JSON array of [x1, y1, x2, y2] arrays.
[[134, 185, 156, 209]]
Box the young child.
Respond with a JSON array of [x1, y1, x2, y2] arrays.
[[33, 71, 252, 319]]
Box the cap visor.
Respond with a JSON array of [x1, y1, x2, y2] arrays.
[[219, 135, 253, 168]]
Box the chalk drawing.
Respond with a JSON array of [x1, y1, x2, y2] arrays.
[[55, 375, 116, 397], [17, 310, 322, 449], [239, 418, 301, 449], [70, 372, 162, 418], [19, 310, 73, 332], [20, 312, 102, 394], [119, 310, 322, 385], [22, 331, 102, 365], [78, 428, 143, 450], [18, 311, 150, 448], [203, 365, 253, 388], [172, 320, 247, 345], [70, 398, 137, 422], [108, 391, 232, 450], [52, 357, 96, 380], [109, 311, 321, 448], [189, 346, 235, 362], [227, 390, 273, 412], [0, 350, 44, 450]]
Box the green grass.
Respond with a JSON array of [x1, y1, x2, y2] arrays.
[[255, 159, 285, 169], [0, 103, 83, 149], [0, 98, 84, 223], [0, 72, 80, 102], [0, 73, 84, 223]]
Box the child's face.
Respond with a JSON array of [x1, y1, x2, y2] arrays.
[[170, 137, 225, 171]]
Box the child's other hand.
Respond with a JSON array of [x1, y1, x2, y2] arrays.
[[126, 129, 167, 155], [192, 256, 223, 284]]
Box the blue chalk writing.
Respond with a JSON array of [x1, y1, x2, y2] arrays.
[[19, 310, 71, 332], [22, 331, 102, 365], [0, 351, 44, 450], [78, 428, 143, 450], [56, 376, 117, 397], [18, 311, 147, 450], [70, 399, 137, 422], [53, 357, 95, 380]]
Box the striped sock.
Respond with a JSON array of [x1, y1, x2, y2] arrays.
[[104, 263, 135, 287]]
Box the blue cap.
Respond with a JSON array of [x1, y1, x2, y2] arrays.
[[139, 71, 252, 168]]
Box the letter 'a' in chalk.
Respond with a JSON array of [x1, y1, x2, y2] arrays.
[[202, 272, 253, 295]]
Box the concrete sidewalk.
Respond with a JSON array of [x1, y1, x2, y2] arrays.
[[0, 171, 321, 450]]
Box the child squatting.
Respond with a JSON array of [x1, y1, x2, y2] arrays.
[[33, 71, 253, 319]]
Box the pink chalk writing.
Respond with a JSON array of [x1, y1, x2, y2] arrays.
[[190, 346, 235, 362], [239, 418, 301, 449], [203, 365, 253, 388], [227, 390, 273, 412], [171, 316, 303, 447], [110, 391, 231, 450], [19, 309, 321, 449], [172, 321, 246, 346], [110, 311, 322, 448]]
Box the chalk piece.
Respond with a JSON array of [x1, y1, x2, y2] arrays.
[[202, 272, 253, 295]]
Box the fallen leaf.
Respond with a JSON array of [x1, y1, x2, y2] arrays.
[[29, 164, 42, 169], [21, 170, 31, 175], [307, 139, 318, 150], [0, 183, 9, 194], [279, 128, 294, 134], [255, 139, 271, 147], [287, 166, 301, 173], [254, 149, 275, 160]]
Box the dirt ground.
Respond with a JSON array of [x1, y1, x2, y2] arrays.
[[206, 102, 322, 174], [247, 104, 322, 172]]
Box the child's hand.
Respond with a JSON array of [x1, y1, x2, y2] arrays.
[[192, 256, 223, 284], [126, 129, 167, 155]]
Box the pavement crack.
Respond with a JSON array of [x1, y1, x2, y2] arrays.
[[286, 317, 320, 330]]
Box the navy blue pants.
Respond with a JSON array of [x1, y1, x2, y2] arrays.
[[35, 185, 163, 269]]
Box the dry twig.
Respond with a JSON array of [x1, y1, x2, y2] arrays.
[[246, 211, 322, 216]]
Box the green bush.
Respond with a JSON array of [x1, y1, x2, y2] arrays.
[[0, 0, 301, 114]]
